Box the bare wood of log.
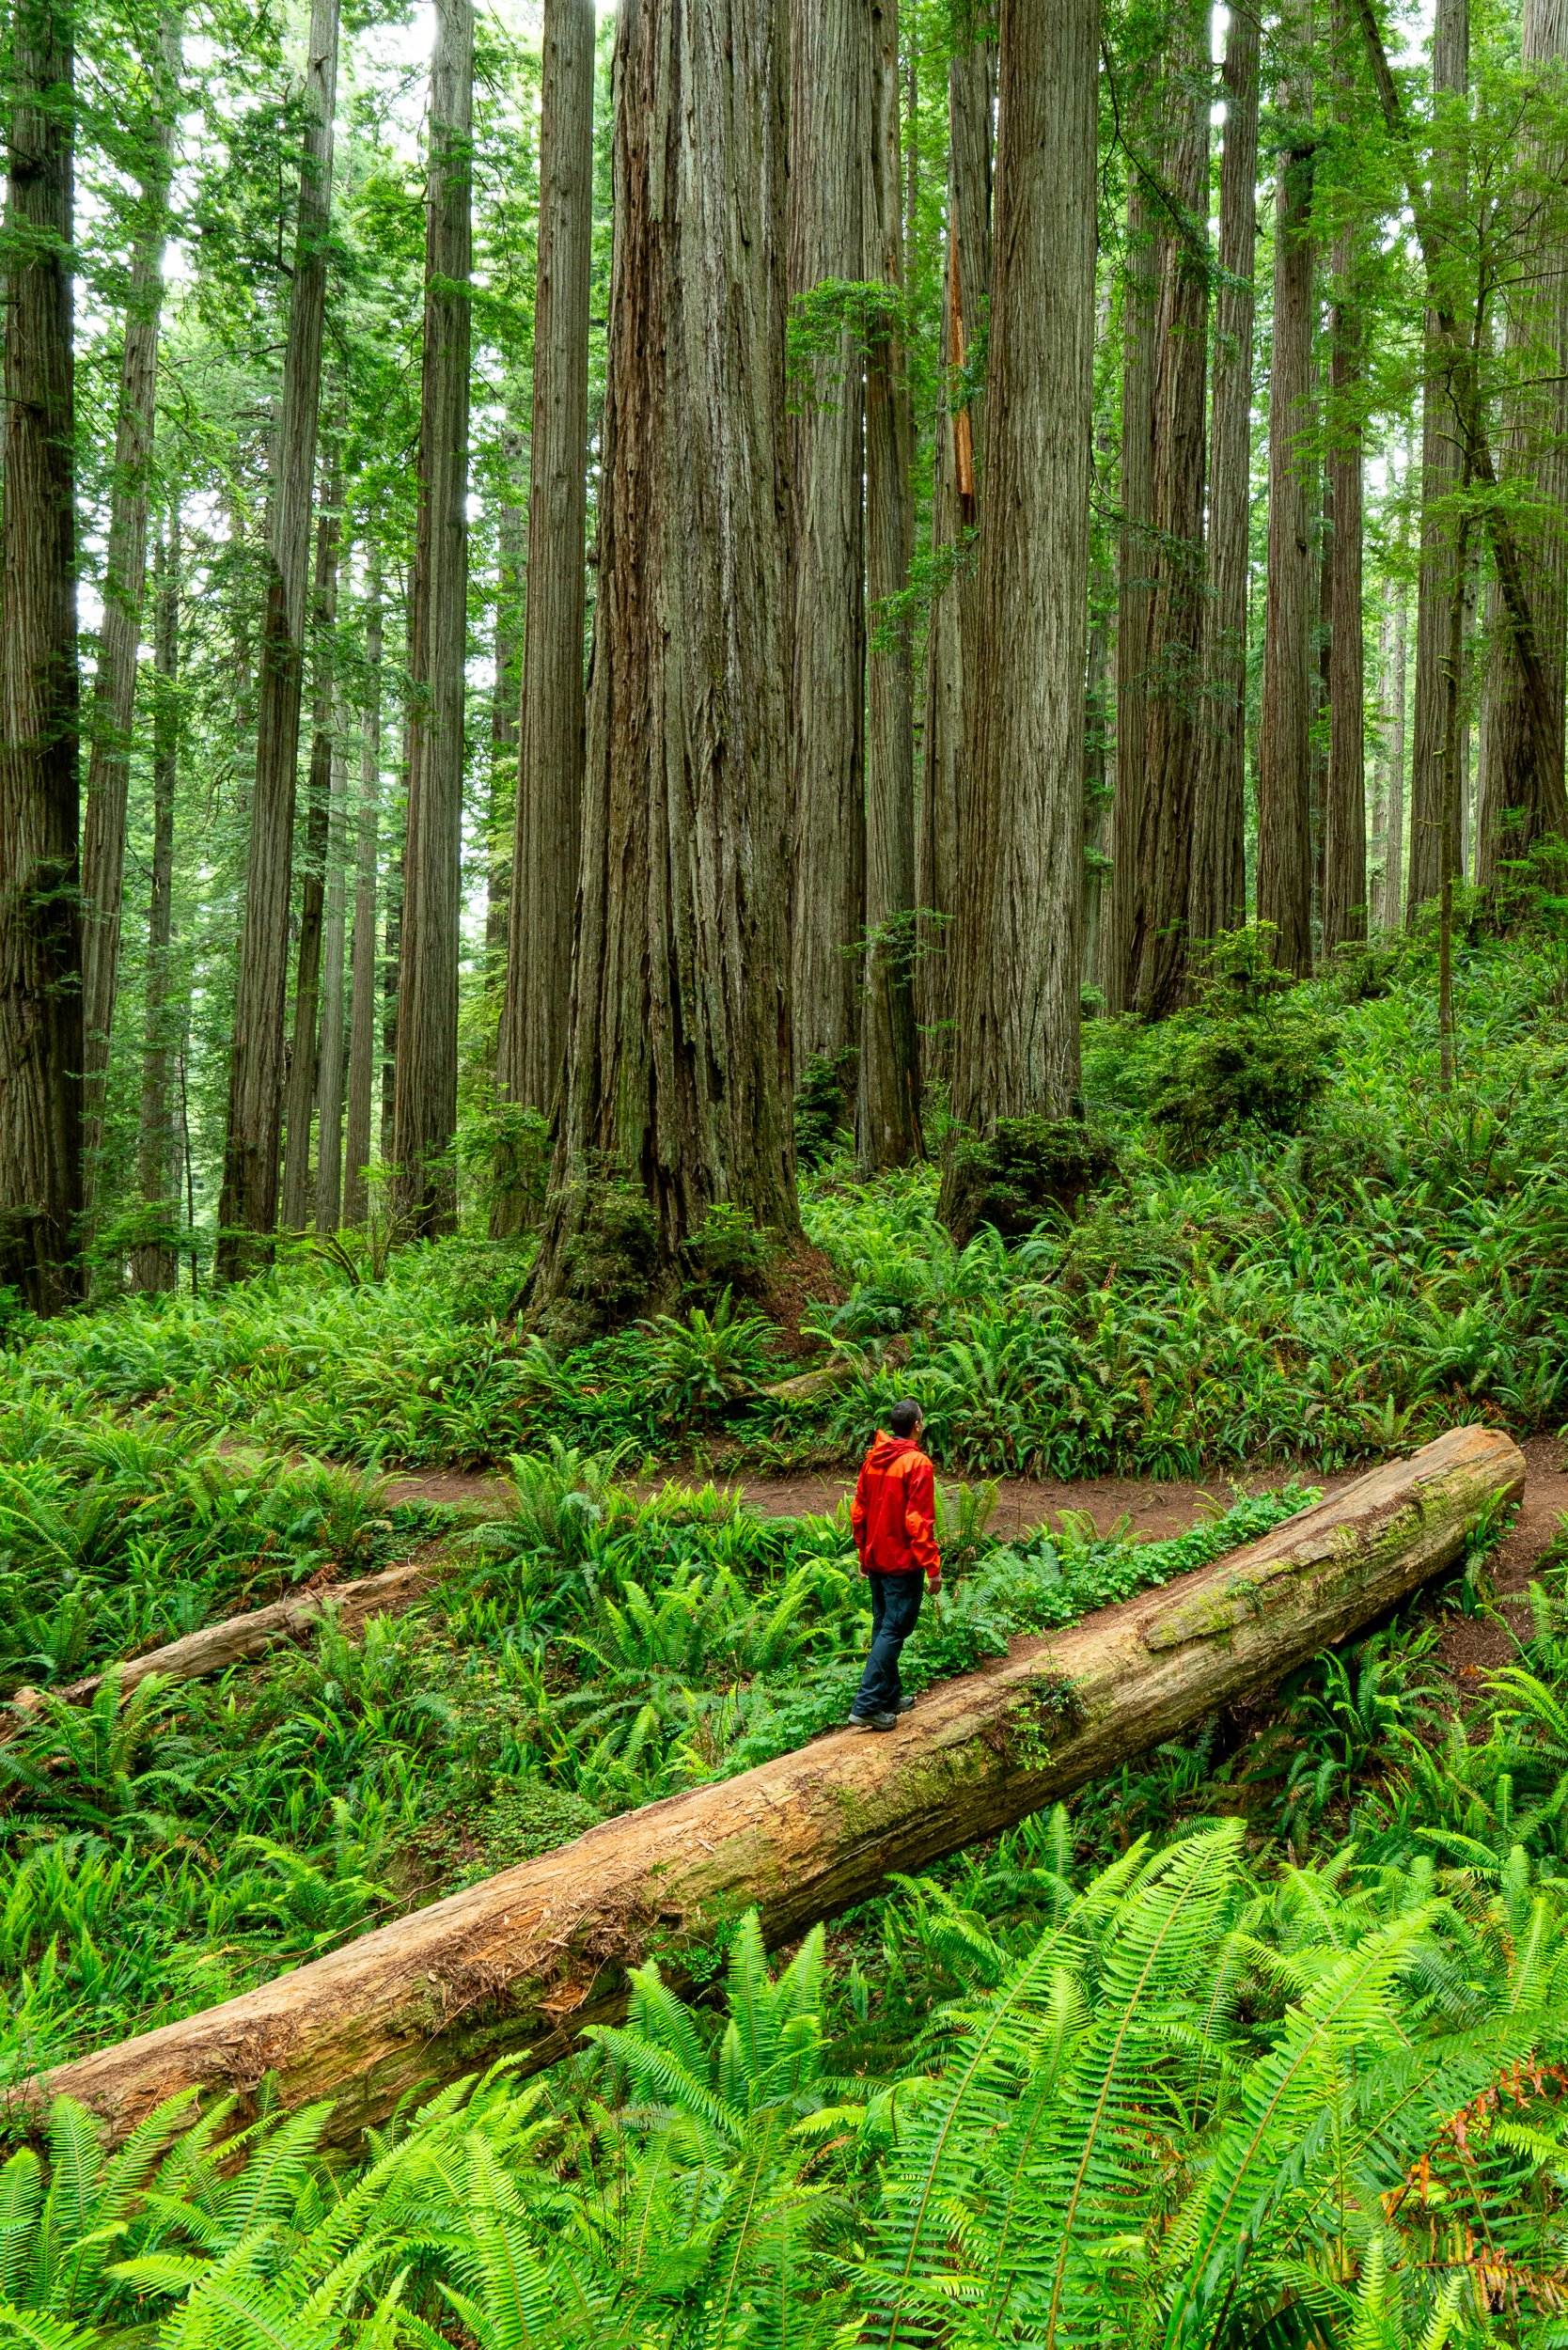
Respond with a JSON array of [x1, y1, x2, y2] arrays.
[[19, 1425, 1521, 2148]]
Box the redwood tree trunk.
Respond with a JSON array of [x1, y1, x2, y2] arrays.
[[917, 30, 993, 1083], [1105, 180, 1153, 1016], [496, 0, 591, 1130], [1406, 0, 1468, 921], [314, 731, 348, 1232], [1257, 23, 1315, 979], [787, 0, 867, 1082], [80, 8, 180, 1203], [1475, 0, 1568, 887], [343, 546, 382, 1229], [1323, 212, 1368, 954], [132, 517, 180, 1295], [281, 483, 341, 1233], [528, 0, 797, 1318], [0, 0, 82, 1316], [216, 0, 339, 1277], [941, 0, 1096, 1175], [1188, 1, 1257, 955], [1128, 8, 1210, 1018], [484, 431, 525, 988], [1383, 580, 1409, 925], [393, 0, 473, 1236], [858, 0, 921, 1170]]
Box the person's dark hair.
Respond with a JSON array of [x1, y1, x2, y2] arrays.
[[888, 1397, 923, 1439]]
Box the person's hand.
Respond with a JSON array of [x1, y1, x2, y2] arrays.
[[927, 1571, 943, 1597]]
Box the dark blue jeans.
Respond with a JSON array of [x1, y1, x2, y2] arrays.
[[852, 1571, 924, 1718]]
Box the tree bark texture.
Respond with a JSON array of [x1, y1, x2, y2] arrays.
[[0, 0, 81, 1317], [1105, 180, 1154, 1016], [1128, 8, 1210, 1018], [857, 0, 921, 1171], [80, 10, 180, 1201], [528, 0, 798, 1312], [314, 730, 349, 1232], [344, 548, 382, 1229], [1188, 1, 1258, 955], [942, 0, 1096, 1161], [484, 432, 525, 985], [131, 516, 180, 1294], [392, 0, 473, 1237], [281, 485, 341, 1234], [1257, 37, 1315, 979], [917, 31, 993, 1082], [497, 0, 591, 1127], [31, 1424, 1524, 2147], [787, 0, 868, 1081], [1406, 0, 1468, 921], [1475, 0, 1568, 887], [1324, 208, 1368, 952], [1383, 580, 1409, 925], [216, 0, 339, 1278]]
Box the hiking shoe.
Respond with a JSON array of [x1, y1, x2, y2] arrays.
[[897, 1696, 917, 1713], [848, 1711, 898, 1732]]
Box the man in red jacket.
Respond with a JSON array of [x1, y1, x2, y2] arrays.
[[847, 1397, 942, 1731]]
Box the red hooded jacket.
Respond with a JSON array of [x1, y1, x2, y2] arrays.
[[852, 1432, 942, 1583]]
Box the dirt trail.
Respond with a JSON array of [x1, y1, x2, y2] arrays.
[[382, 1434, 1568, 1678]]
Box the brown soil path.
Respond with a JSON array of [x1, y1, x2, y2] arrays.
[[383, 1434, 1568, 1678]]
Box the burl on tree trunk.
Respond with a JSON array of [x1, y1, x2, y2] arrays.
[[24, 1426, 1522, 2148]]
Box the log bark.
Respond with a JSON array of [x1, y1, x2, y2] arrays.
[[787, 0, 867, 1081], [0, 0, 83, 1317], [392, 0, 473, 1237], [527, 0, 798, 1312], [1257, 8, 1315, 979], [1187, 2, 1257, 958], [495, 0, 591, 1133], [941, 0, 1096, 1161], [79, 9, 180, 1205], [28, 1424, 1523, 2147], [5, 1548, 453, 1730], [216, 0, 339, 1278]]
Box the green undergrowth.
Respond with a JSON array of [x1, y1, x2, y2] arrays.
[[0, 1444, 1310, 2083], [8, 925, 1568, 1480]]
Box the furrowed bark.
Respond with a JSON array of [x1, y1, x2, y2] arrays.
[[343, 544, 382, 1230], [1257, 6, 1315, 979], [484, 431, 525, 991], [1106, 180, 1153, 1018], [80, 9, 180, 1207], [25, 1424, 1524, 2148], [131, 513, 180, 1295], [281, 479, 342, 1233], [393, 0, 473, 1236], [787, 0, 868, 1081], [216, 0, 339, 1278], [1324, 12, 1368, 958], [1188, 1, 1257, 958], [941, 0, 1096, 1163], [313, 728, 349, 1232], [495, 0, 591, 1137]]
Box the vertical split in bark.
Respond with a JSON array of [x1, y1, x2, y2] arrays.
[[1257, 8, 1316, 979], [281, 473, 342, 1233], [788, 0, 867, 1084], [314, 727, 349, 1234], [497, 0, 591, 1131], [0, 0, 82, 1314], [216, 0, 339, 1277], [917, 28, 992, 1083], [81, 8, 180, 1208], [1406, 0, 1468, 921], [529, 0, 798, 1319], [1127, 6, 1210, 1018], [1189, 1, 1258, 959], [344, 544, 383, 1230], [131, 509, 180, 1295], [858, 0, 922, 1169], [941, 0, 1096, 1176], [1475, 0, 1568, 887], [1324, 34, 1368, 960], [393, 0, 474, 1236]]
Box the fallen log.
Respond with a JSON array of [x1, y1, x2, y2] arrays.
[[4, 1548, 454, 1730], [23, 1424, 1522, 2146]]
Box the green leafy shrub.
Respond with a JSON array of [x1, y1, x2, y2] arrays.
[[1148, 924, 1339, 1152], [944, 1113, 1119, 1246], [680, 1200, 779, 1299]]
